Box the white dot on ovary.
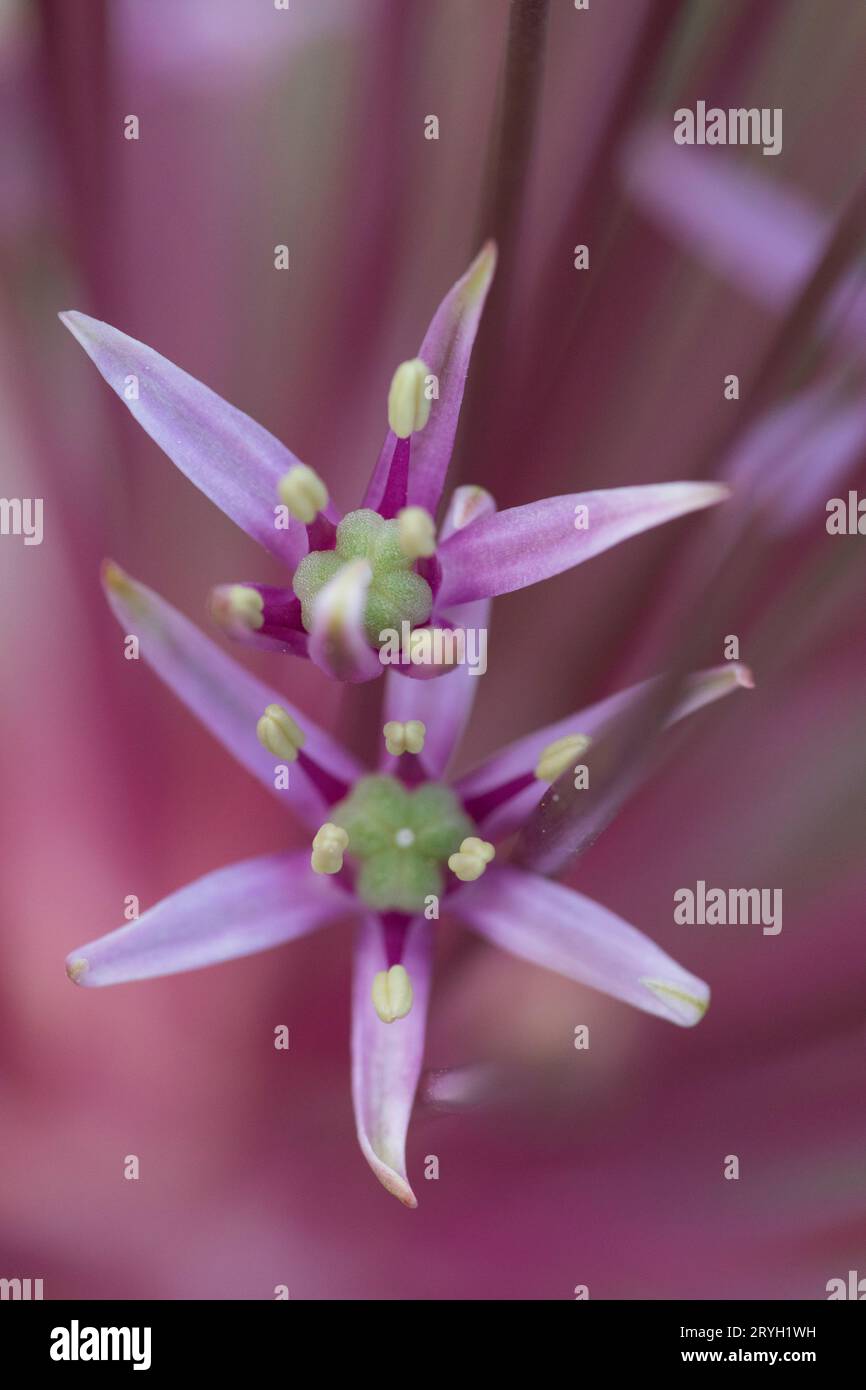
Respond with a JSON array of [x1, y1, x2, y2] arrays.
[[395, 827, 415, 848]]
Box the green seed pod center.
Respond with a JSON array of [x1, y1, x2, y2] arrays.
[[331, 775, 475, 913], [292, 509, 433, 645]]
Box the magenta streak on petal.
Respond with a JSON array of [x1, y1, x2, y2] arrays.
[[102, 563, 363, 829], [60, 311, 308, 568], [361, 243, 497, 518], [435, 483, 730, 607], [462, 769, 535, 827], [296, 748, 352, 806], [306, 513, 338, 550], [376, 436, 411, 519], [381, 911, 412, 967], [66, 851, 352, 986], [351, 915, 432, 1207], [453, 866, 709, 1027]]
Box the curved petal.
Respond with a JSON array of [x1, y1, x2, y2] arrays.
[[722, 380, 866, 536], [102, 562, 363, 826], [383, 486, 497, 777], [351, 915, 433, 1207], [362, 242, 497, 517], [458, 663, 753, 838], [436, 482, 730, 606], [307, 559, 383, 683], [66, 852, 351, 986], [454, 866, 709, 1027], [60, 311, 308, 566]]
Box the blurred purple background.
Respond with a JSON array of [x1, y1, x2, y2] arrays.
[[1, 0, 864, 1298]]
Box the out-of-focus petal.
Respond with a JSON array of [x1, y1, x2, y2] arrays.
[[102, 562, 363, 825], [454, 866, 709, 1027], [459, 663, 753, 838], [382, 486, 496, 777], [362, 243, 497, 517], [436, 482, 730, 606], [351, 915, 432, 1207], [621, 127, 823, 311], [306, 558, 383, 684], [60, 311, 308, 565], [722, 380, 866, 535], [621, 127, 866, 353], [66, 852, 351, 986]]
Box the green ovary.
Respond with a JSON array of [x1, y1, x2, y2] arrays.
[[292, 509, 433, 645], [332, 775, 475, 913]]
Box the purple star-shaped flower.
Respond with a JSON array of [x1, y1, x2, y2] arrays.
[[66, 555, 752, 1206], [61, 244, 728, 683]]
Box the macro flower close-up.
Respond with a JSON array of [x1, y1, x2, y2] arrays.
[[1, 0, 865, 1331]]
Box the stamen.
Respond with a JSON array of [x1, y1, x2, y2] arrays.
[[210, 584, 265, 633], [255, 703, 306, 761], [277, 463, 329, 524], [448, 836, 495, 882], [66, 958, 89, 984], [311, 822, 349, 874], [383, 719, 426, 756], [387, 358, 432, 439], [397, 506, 437, 560], [371, 963, 413, 1023], [534, 733, 592, 783]]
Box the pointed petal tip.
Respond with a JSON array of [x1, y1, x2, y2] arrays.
[[682, 480, 731, 508], [65, 956, 90, 986], [100, 558, 149, 616], [464, 240, 498, 301], [641, 977, 710, 1027], [58, 309, 94, 342], [364, 1148, 419, 1208], [735, 663, 755, 689]]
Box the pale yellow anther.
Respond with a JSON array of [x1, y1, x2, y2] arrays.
[[255, 703, 306, 762], [277, 464, 329, 524], [534, 733, 592, 783], [397, 506, 437, 560], [213, 584, 264, 632], [383, 719, 426, 756], [310, 822, 349, 875], [371, 963, 414, 1023], [448, 836, 495, 883], [387, 358, 432, 439]]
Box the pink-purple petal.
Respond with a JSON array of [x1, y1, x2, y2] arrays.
[[60, 311, 308, 565], [435, 482, 730, 607], [362, 243, 497, 517], [102, 562, 363, 826], [351, 915, 432, 1207], [458, 663, 753, 839], [306, 559, 383, 684], [454, 866, 709, 1027], [66, 852, 350, 986]]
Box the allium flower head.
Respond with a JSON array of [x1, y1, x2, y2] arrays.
[[60, 245, 728, 683]]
